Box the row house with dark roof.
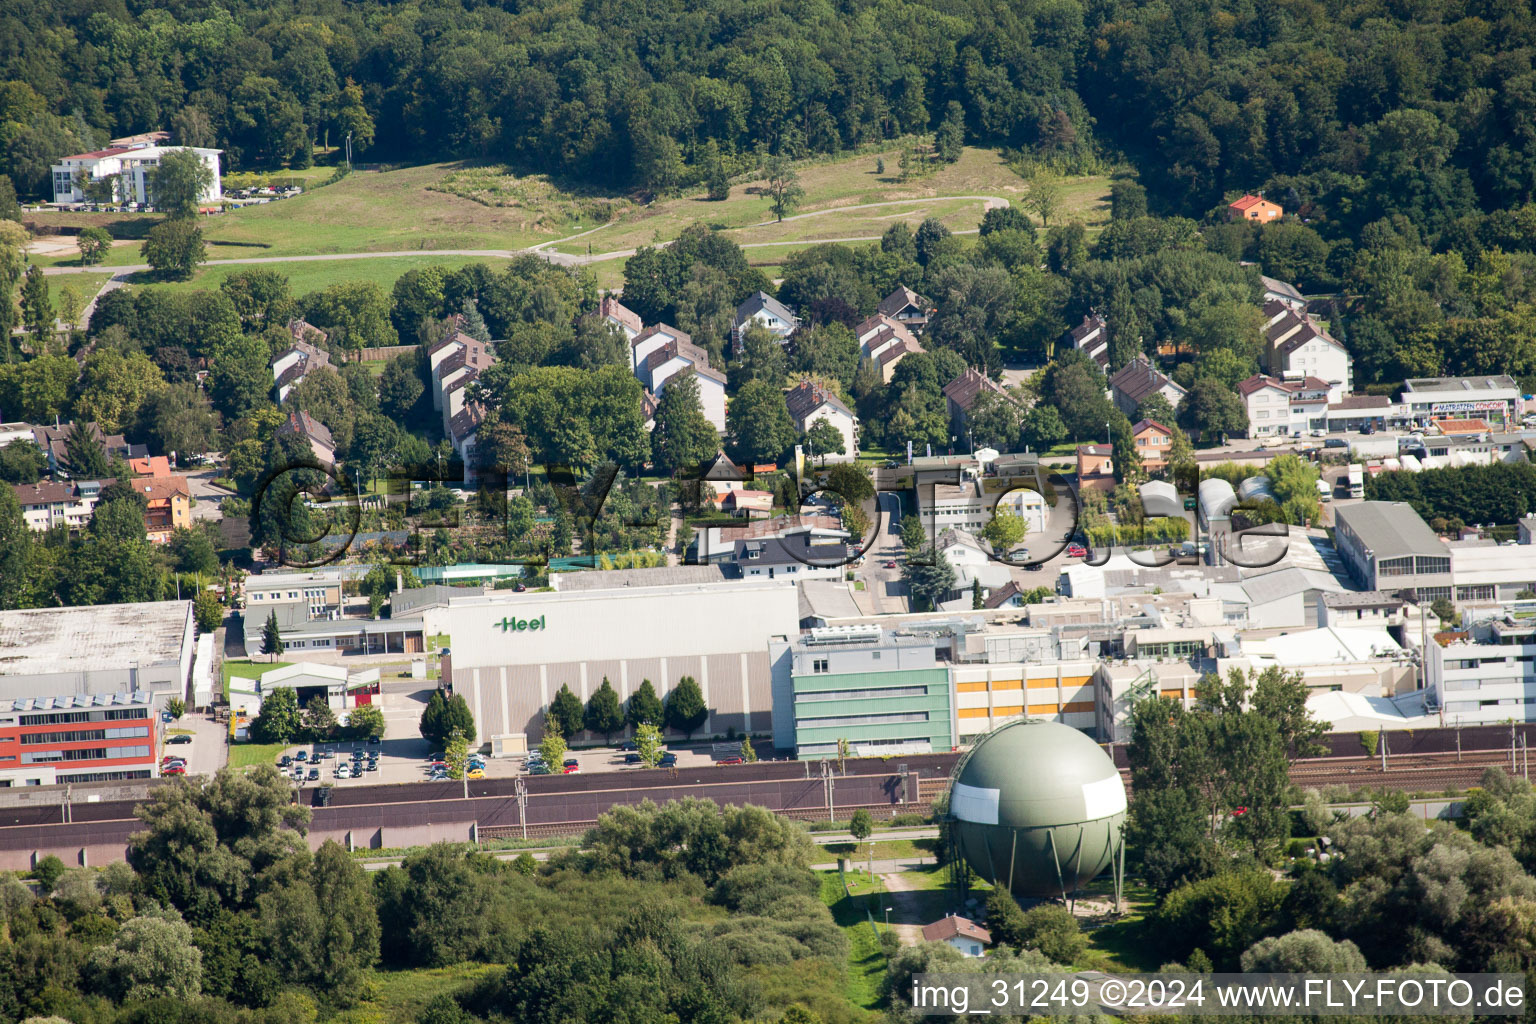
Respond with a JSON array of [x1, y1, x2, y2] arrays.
[[598, 299, 728, 434], [31, 423, 143, 479], [784, 380, 857, 463], [855, 314, 924, 382], [942, 367, 1013, 438], [1263, 300, 1351, 400], [1065, 312, 1109, 371], [731, 291, 799, 352], [427, 326, 496, 475], [877, 286, 932, 332], [1107, 355, 1187, 418], [271, 334, 331, 403]]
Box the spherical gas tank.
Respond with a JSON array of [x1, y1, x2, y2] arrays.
[[950, 719, 1126, 897]]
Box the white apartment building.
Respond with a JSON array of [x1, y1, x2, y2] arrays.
[[51, 145, 222, 207], [1426, 605, 1536, 726], [10, 479, 109, 533], [1238, 373, 1331, 436], [1263, 301, 1352, 400], [629, 323, 727, 433], [785, 381, 857, 464]]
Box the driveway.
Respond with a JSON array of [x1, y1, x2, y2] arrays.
[[167, 712, 229, 777]]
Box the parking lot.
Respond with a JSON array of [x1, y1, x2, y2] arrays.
[[265, 734, 741, 791]]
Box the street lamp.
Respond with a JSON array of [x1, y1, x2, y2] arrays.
[[884, 906, 893, 930]]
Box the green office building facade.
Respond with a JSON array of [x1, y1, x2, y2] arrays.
[[771, 629, 954, 757]]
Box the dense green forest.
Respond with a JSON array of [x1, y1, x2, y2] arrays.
[[2, 0, 1534, 222]]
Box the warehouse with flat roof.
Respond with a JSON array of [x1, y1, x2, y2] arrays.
[[438, 578, 799, 747], [0, 601, 195, 705]]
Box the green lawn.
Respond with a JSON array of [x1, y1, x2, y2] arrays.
[[222, 659, 288, 701], [1076, 882, 1162, 973], [47, 272, 115, 317], [227, 742, 289, 770], [331, 963, 503, 1024], [820, 870, 888, 1010]]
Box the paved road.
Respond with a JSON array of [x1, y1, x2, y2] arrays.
[[749, 195, 1009, 228], [855, 493, 910, 615]]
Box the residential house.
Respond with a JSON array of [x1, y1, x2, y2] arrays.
[[428, 330, 493, 417], [936, 528, 1012, 605], [1227, 194, 1283, 222], [109, 131, 170, 148], [1263, 300, 1351, 400], [877, 286, 931, 333], [32, 423, 143, 478], [597, 296, 643, 341], [134, 476, 192, 543], [12, 478, 111, 533], [287, 318, 329, 347], [918, 478, 1046, 535], [275, 410, 336, 467], [1238, 374, 1331, 437], [1065, 312, 1109, 370], [1077, 444, 1115, 491], [733, 536, 850, 581], [641, 390, 659, 431], [855, 314, 923, 382], [271, 338, 331, 403], [128, 455, 171, 478], [640, 333, 727, 433], [721, 489, 774, 516], [732, 291, 799, 352], [1260, 275, 1306, 311], [50, 143, 222, 207], [1131, 419, 1174, 472], [942, 368, 1012, 438], [691, 514, 848, 564], [1108, 355, 1187, 417], [920, 915, 991, 957], [784, 381, 857, 463], [700, 451, 746, 497]]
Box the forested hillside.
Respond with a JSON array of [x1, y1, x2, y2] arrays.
[[3, 0, 1534, 226]]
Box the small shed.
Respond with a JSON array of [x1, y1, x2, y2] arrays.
[[921, 915, 991, 957]]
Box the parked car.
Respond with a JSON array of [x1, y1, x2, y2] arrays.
[[161, 759, 186, 770], [278, 755, 292, 767], [624, 753, 643, 764], [162, 764, 186, 775], [295, 750, 308, 762], [1066, 543, 1088, 558], [1310, 428, 1327, 437], [617, 740, 637, 751], [167, 734, 192, 745], [658, 753, 678, 767], [882, 560, 897, 569], [718, 756, 743, 765], [1026, 562, 1044, 571], [307, 768, 320, 781], [336, 765, 352, 779], [563, 758, 579, 768], [367, 736, 381, 746], [466, 768, 485, 779], [428, 752, 445, 762], [529, 764, 551, 775], [562, 764, 581, 774], [1324, 438, 1349, 449]]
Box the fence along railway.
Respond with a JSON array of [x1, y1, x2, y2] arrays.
[[0, 736, 1530, 869]]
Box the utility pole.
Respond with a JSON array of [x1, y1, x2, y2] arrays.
[[345, 131, 353, 171], [1380, 730, 1388, 773], [516, 777, 528, 840]]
